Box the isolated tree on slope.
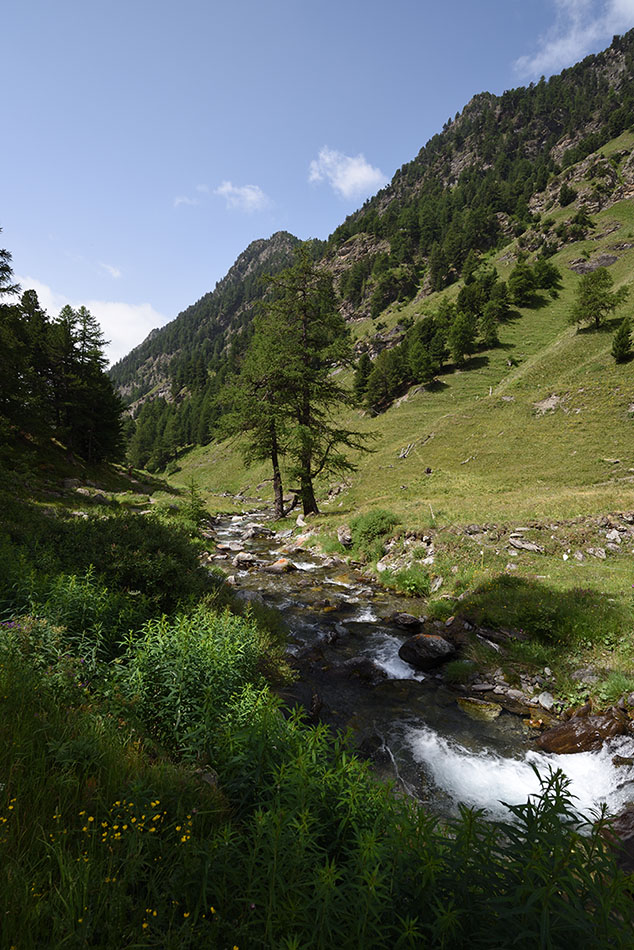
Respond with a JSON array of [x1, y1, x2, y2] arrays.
[[611, 315, 632, 363], [229, 245, 370, 516], [569, 267, 629, 330], [221, 318, 290, 518]]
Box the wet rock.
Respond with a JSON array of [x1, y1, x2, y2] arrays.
[[334, 656, 388, 687], [242, 524, 274, 540], [232, 551, 259, 567], [225, 575, 238, 587], [398, 634, 456, 670], [537, 709, 630, 753], [612, 755, 634, 767], [456, 697, 502, 721], [387, 612, 422, 630], [263, 558, 297, 574], [337, 526, 353, 548]]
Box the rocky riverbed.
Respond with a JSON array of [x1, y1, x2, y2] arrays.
[[203, 509, 634, 866]]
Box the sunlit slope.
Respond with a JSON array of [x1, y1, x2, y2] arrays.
[[174, 197, 634, 524]]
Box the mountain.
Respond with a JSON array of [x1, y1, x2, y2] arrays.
[[109, 230, 301, 406], [110, 30, 634, 474]]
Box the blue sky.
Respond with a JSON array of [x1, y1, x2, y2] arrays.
[[3, 0, 634, 364]]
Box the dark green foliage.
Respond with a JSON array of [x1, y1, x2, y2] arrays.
[[479, 302, 499, 347], [559, 181, 577, 206], [225, 246, 371, 515], [612, 315, 632, 361], [570, 267, 629, 329], [352, 352, 373, 402], [508, 261, 537, 306], [0, 241, 123, 462], [448, 312, 476, 365]]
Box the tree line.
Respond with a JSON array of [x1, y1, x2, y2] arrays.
[[0, 234, 123, 463]]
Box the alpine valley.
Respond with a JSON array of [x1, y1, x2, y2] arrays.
[[2, 29, 634, 950]]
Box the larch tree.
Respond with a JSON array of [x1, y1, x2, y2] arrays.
[[570, 267, 629, 330], [228, 245, 370, 516]]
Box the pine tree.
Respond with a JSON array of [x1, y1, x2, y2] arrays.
[[570, 267, 629, 330], [448, 312, 476, 365], [612, 315, 632, 363]]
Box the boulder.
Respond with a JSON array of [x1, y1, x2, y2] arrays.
[[337, 525, 353, 548], [456, 697, 502, 721], [232, 551, 258, 567], [398, 634, 456, 670], [263, 557, 297, 573], [242, 524, 274, 540], [537, 709, 630, 754], [334, 656, 387, 687], [387, 611, 421, 631]]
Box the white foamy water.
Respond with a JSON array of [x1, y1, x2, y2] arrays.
[[349, 606, 378, 623], [408, 727, 634, 820], [365, 634, 426, 682]]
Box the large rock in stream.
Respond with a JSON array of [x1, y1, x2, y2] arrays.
[[537, 708, 630, 753], [398, 634, 456, 670]]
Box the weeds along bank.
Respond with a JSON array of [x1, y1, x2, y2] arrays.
[[0, 490, 632, 948]]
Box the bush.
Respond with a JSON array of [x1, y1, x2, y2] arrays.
[[385, 565, 431, 597], [118, 605, 269, 754], [349, 509, 401, 560]]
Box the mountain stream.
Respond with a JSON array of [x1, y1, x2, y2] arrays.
[[212, 512, 634, 822]]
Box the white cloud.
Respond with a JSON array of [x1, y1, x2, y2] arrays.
[[16, 275, 169, 367], [515, 0, 634, 78], [99, 261, 122, 279], [173, 194, 199, 208], [308, 146, 388, 201], [214, 180, 271, 212]]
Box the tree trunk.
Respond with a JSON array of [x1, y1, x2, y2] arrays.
[[300, 473, 319, 515], [269, 421, 284, 519]]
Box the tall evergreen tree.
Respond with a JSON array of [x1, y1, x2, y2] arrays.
[[611, 315, 632, 362]]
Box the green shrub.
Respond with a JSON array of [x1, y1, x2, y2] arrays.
[[385, 564, 431, 597], [349, 509, 401, 560], [118, 605, 268, 753]]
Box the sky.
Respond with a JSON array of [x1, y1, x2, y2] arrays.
[[3, 0, 634, 365]]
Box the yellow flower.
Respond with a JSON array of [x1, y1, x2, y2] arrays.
[[183, 911, 190, 918]]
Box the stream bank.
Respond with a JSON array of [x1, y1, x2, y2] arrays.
[[204, 509, 634, 831]]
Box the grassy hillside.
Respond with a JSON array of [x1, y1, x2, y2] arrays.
[[173, 194, 634, 526]]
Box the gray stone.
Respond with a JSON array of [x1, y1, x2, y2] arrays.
[[337, 526, 353, 548], [538, 691, 555, 711], [232, 551, 258, 567], [399, 634, 455, 670]]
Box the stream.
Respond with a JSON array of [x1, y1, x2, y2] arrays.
[[212, 511, 634, 822]]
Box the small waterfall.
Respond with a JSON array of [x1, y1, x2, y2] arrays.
[[407, 726, 634, 819]]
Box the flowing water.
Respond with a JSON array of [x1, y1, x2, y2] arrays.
[[213, 512, 634, 821]]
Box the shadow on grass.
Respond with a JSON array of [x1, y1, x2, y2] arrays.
[[453, 574, 629, 649]]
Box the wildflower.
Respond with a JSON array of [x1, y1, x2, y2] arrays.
[[210, 907, 215, 914], [183, 911, 190, 918]]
